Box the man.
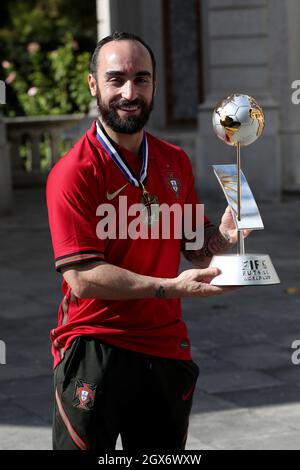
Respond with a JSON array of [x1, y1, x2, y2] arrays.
[[46, 31, 247, 451]]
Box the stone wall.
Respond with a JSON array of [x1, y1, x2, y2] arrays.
[[197, 0, 281, 202]]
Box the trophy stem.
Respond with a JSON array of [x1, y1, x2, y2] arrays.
[[236, 142, 244, 255], [237, 230, 245, 255], [237, 142, 241, 221]]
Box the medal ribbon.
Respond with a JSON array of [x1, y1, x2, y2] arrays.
[[96, 120, 148, 188]]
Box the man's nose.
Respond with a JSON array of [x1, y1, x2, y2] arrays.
[[121, 80, 137, 101]]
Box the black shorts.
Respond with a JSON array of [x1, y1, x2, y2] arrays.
[[53, 336, 199, 451]]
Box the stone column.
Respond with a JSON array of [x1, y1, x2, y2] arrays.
[[108, 0, 167, 130], [269, 0, 300, 192], [140, 0, 167, 130], [197, 0, 281, 202], [96, 0, 112, 39], [0, 116, 13, 214]]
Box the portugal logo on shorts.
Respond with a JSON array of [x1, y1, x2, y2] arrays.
[[73, 379, 97, 411]]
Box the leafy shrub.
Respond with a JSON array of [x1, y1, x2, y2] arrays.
[[2, 32, 92, 116]]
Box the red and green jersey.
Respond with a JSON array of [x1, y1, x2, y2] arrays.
[[46, 121, 211, 368]]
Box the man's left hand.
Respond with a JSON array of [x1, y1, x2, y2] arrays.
[[219, 205, 251, 244]]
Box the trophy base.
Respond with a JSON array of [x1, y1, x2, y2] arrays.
[[209, 253, 280, 286]]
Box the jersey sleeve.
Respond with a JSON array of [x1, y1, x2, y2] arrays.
[[179, 149, 214, 251], [46, 158, 105, 272], [180, 149, 212, 225]]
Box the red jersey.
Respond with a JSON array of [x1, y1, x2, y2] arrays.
[[46, 121, 211, 368]]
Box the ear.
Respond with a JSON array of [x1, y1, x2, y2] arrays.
[[88, 74, 97, 97], [153, 80, 157, 96]]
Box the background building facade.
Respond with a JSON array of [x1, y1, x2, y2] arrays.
[[96, 0, 300, 201]]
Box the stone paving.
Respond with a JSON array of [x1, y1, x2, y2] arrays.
[[0, 188, 299, 450]]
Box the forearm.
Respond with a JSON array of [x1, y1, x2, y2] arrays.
[[71, 262, 175, 300], [183, 225, 231, 268], [64, 260, 236, 301]]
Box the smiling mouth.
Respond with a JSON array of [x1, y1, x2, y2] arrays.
[[118, 106, 140, 112]]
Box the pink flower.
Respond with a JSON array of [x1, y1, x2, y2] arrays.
[[2, 61, 11, 69], [5, 72, 16, 84], [27, 87, 38, 97], [27, 42, 40, 54]]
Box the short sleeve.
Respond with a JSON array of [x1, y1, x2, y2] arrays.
[[46, 157, 105, 272], [180, 149, 212, 228]]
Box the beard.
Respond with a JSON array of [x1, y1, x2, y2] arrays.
[[96, 89, 154, 134]]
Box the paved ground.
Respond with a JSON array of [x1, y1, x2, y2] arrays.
[[0, 188, 299, 450]]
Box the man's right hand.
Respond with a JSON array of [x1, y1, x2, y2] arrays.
[[170, 267, 239, 298]]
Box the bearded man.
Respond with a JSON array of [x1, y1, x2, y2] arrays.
[[46, 31, 243, 451]]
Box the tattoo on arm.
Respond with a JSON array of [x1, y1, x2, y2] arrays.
[[155, 285, 166, 298], [207, 227, 231, 254], [182, 225, 231, 265]]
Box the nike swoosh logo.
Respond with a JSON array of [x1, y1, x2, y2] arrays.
[[182, 384, 195, 401], [106, 183, 129, 200]]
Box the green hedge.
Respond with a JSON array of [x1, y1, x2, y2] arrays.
[[0, 0, 97, 116]]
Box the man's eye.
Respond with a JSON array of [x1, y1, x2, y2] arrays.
[[135, 77, 148, 83], [109, 78, 123, 85]]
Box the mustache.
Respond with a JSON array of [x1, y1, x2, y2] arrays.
[[110, 98, 145, 109]]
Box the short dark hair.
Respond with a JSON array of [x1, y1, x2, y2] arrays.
[[90, 31, 156, 80]]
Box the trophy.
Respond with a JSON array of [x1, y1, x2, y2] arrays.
[[209, 93, 280, 286]]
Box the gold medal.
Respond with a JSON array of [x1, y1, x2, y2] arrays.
[[140, 182, 159, 226]]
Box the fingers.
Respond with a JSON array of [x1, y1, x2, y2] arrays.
[[243, 229, 252, 238], [201, 284, 242, 296], [195, 267, 242, 295], [224, 205, 234, 219], [178, 267, 242, 297], [198, 267, 221, 277], [195, 267, 221, 284]]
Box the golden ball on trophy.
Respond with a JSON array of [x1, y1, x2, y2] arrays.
[[212, 93, 265, 147]]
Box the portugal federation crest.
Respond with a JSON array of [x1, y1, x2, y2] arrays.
[[170, 179, 178, 193], [164, 171, 182, 199], [73, 379, 97, 411]]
